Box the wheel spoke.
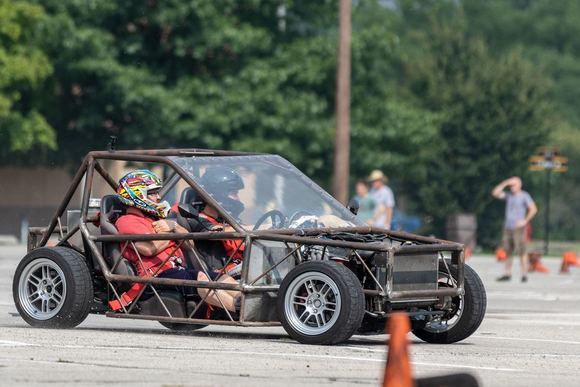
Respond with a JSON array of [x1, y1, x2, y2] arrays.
[[28, 293, 41, 303], [298, 309, 311, 323], [314, 313, 322, 327], [323, 304, 336, 312], [52, 292, 62, 303], [305, 280, 314, 295], [53, 277, 62, 288], [29, 274, 42, 286], [319, 312, 327, 325], [292, 300, 306, 307], [41, 299, 49, 313], [42, 266, 49, 280]]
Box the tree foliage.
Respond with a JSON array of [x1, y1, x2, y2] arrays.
[[0, 0, 55, 158]]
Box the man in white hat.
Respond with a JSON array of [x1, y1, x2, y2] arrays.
[[368, 170, 395, 230]]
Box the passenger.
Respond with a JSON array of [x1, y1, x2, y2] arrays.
[[189, 167, 246, 277], [110, 169, 239, 312]]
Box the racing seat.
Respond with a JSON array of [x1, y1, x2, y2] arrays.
[[99, 195, 136, 278], [177, 188, 228, 270]]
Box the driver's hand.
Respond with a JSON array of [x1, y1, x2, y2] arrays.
[[152, 220, 176, 233], [209, 224, 224, 232]]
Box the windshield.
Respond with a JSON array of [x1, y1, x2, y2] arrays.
[[171, 155, 363, 230]]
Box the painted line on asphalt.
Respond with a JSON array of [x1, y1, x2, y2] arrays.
[[0, 340, 33, 347], [486, 312, 580, 317], [471, 335, 580, 346], [346, 346, 521, 372], [0, 340, 523, 372]]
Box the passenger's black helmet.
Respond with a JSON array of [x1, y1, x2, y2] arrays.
[[200, 166, 245, 218]]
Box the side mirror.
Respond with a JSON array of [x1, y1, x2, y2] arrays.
[[178, 203, 199, 218], [347, 198, 359, 215]]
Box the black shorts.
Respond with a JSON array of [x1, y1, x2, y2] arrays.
[[157, 267, 220, 296]]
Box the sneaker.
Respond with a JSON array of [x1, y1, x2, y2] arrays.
[[496, 274, 511, 282], [521, 276, 528, 283]]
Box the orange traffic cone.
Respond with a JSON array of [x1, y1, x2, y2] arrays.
[[383, 313, 413, 387], [495, 247, 507, 262], [529, 251, 549, 273], [464, 247, 472, 261], [560, 251, 580, 273]]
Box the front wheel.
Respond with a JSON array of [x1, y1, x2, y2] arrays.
[[412, 263, 486, 344], [12, 247, 93, 328], [277, 261, 364, 345]]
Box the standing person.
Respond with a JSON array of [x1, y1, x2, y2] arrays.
[[368, 170, 395, 230], [353, 179, 377, 225], [492, 176, 538, 282]]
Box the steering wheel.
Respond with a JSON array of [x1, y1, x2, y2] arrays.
[[253, 210, 286, 230], [287, 210, 314, 226]]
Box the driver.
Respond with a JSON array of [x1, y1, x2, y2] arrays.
[[189, 166, 246, 277], [110, 169, 239, 312]]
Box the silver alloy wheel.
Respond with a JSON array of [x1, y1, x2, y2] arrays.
[[425, 272, 463, 333], [284, 272, 342, 336], [18, 258, 66, 320]]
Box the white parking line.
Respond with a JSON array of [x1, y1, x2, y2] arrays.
[[471, 335, 580, 345], [0, 340, 32, 347], [346, 346, 521, 372], [0, 340, 523, 373]]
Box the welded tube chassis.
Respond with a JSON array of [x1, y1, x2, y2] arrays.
[[28, 149, 465, 327]]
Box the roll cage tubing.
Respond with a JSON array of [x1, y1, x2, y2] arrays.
[[30, 149, 465, 325]]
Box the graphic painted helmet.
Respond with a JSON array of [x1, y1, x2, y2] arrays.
[[199, 166, 245, 218], [117, 169, 171, 218]]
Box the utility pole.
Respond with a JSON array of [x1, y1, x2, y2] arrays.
[[529, 147, 568, 255], [332, 0, 351, 205]]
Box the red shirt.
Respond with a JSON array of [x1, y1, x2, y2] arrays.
[[115, 212, 183, 277]]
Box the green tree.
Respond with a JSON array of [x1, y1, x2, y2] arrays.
[[0, 0, 55, 159]]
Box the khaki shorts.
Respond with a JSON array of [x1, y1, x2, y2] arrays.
[[502, 227, 527, 257]]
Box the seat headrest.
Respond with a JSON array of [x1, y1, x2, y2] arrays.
[[180, 187, 205, 211], [101, 195, 126, 224]]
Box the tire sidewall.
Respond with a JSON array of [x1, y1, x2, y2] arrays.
[[13, 247, 92, 328], [412, 263, 486, 344]]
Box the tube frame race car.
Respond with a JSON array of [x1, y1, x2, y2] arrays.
[[13, 148, 486, 345]]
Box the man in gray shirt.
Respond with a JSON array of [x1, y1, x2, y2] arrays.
[[492, 176, 538, 282], [368, 170, 395, 230]]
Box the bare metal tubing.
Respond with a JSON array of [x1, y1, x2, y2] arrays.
[[39, 157, 88, 247], [106, 312, 280, 326], [263, 226, 460, 246], [454, 250, 465, 289], [388, 288, 465, 300], [93, 231, 245, 242], [251, 233, 392, 251], [393, 243, 464, 255], [91, 148, 261, 157]]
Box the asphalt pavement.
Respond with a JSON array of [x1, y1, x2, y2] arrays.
[[1, 245, 579, 386]]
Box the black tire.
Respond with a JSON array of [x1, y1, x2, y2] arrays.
[[277, 261, 365, 345], [12, 247, 93, 328], [159, 321, 206, 332], [412, 263, 486, 344]]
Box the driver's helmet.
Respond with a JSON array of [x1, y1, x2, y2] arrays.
[[199, 166, 245, 218], [117, 169, 171, 219]]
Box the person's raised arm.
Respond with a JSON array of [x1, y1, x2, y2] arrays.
[[492, 177, 514, 199]]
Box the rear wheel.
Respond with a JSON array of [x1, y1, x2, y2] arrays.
[[277, 261, 364, 345], [412, 263, 486, 344], [13, 247, 93, 328]]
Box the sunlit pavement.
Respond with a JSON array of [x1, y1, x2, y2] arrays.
[[1, 245, 579, 386]]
